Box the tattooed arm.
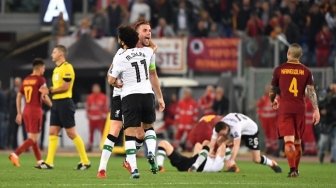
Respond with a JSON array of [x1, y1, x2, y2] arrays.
[[306, 85, 320, 125]]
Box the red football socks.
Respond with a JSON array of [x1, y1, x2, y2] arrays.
[[15, 138, 34, 156], [284, 141, 296, 169], [294, 143, 302, 170], [32, 142, 42, 161]]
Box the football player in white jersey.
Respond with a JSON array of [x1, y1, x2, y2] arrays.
[[132, 20, 165, 147], [210, 113, 282, 173], [97, 48, 125, 179], [156, 138, 232, 173], [97, 21, 164, 179], [108, 25, 159, 179]]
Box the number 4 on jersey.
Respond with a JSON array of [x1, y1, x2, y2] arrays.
[[289, 77, 298, 97]]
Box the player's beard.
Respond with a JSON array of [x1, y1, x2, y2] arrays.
[[141, 37, 150, 47]]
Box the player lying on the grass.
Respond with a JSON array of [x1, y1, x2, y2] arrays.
[[211, 113, 282, 173], [156, 139, 231, 172]]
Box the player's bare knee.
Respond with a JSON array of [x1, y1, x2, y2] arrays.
[[216, 143, 226, 156], [158, 140, 169, 148], [49, 126, 60, 136], [202, 140, 210, 146], [142, 123, 153, 130], [136, 128, 145, 139], [110, 121, 122, 135], [65, 129, 77, 139], [29, 136, 38, 143], [252, 155, 261, 163]]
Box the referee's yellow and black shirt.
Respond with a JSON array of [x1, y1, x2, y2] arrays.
[[52, 61, 75, 100]]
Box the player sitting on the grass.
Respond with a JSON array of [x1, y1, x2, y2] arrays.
[[156, 139, 231, 172], [211, 113, 282, 173]]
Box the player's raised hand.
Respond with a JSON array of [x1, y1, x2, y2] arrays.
[[148, 40, 158, 52]]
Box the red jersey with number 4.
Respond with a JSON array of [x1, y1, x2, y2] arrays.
[[271, 62, 314, 114], [20, 75, 46, 108]]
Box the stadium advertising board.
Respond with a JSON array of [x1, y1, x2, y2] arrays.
[[152, 38, 187, 74], [188, 38, 239, 72]]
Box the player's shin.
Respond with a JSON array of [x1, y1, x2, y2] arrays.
[[144, 128, 157, 155], [260, 155, 274, 166], [156, 147, 166, 167], [45, 135, 59, 165], [98, 134, 117, 171], [73, 135, 90, 164], [294, 143, 302, 171], [191, 146, 210, 170], [125, 136, 138, 173], [144, 128, 158, 173], [15, 138, 34, 156], [285, 141, 296, 170], [32, 142, 42, 162]]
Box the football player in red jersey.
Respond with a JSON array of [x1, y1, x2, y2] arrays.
[[270, 43, 320, 177], [9, 58, 52, 167], [187, 114, 222, 147]]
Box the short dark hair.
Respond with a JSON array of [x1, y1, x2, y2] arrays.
[[54, 44, 67, 55], [118, 25, 139, 48], [32, 58, 45, 69], [214, 121, 229, 133]]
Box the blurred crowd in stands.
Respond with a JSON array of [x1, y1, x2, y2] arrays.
[[43, 0, 336, 66]]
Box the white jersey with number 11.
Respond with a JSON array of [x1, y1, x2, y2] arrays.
[[109, 47, 155, 98]]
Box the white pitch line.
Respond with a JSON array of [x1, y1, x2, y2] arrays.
[[20, 182, 336, 187]]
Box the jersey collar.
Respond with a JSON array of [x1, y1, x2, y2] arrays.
[[287, 60, 300, 64], [56, 61, 67, 67]]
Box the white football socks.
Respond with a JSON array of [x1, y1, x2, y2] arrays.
[[156, 149, 166, 167], [98, 138, 115, 171], [125, 140, 137, 172], [144, 129, 157, 156], [192, 149, 209, 169]]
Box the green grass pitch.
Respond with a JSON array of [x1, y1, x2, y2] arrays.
[[0, 153, 335, 188]]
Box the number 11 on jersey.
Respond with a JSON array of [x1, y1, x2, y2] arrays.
[[131, 59, 148, 83]]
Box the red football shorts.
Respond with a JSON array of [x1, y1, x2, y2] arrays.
[[277, 113, 305, 139], [23, 107, 42, 134], [89, 119, 105, 131]]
